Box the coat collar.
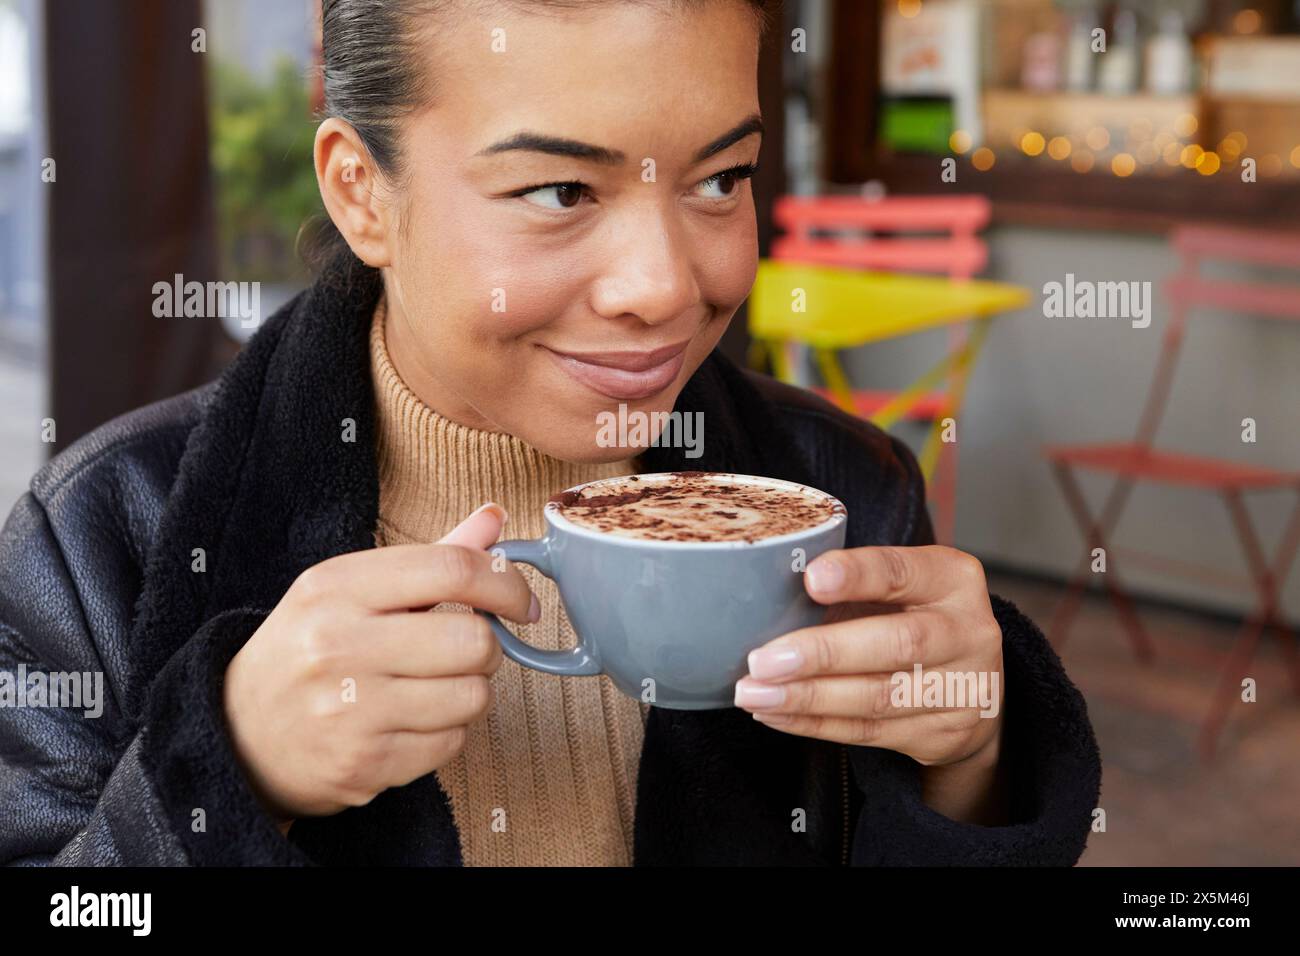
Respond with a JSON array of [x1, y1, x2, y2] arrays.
[[127, 258, 844, 865]]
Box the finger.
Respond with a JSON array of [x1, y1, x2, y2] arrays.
[[735, 673, 897, 720], [375, 727, 469, 790], [369, 674, 495, 733], [357, 611, 504, 678], [438, 502, 507, 549], [746, 610, 961, 680], [805, 545, 986, 608], [823, 600, 895, 623], [292, 541, 538, 621], [749, 706, 983, 757], [735, 671, 973, 721]]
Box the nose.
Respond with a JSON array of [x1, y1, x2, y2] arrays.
[[588, 209, 701, 326]]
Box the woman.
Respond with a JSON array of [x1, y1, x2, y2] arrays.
[[0, 0, 1099, 866]]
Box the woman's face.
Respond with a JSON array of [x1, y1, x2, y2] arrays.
[[319, 0, 763, 462]]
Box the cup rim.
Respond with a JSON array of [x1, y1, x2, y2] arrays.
[[543, 471, 847, 550]]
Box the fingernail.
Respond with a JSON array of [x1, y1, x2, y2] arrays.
[[527, 594, 541, 623], [747, 645, 803, 680], [806, 557, 844, 593], [734, 680, 786, 709], [473, 502, 507, 524]]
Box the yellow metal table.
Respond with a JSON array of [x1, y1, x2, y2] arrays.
[[748, 260, 1031, 479]]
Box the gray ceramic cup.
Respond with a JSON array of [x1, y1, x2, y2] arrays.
[[477, 472, 847, 710]]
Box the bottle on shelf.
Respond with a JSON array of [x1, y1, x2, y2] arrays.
[[1145, 10, 1193, 95], [1064, 10, 1098, 93], [1021, 29, 1063, 93], [1098, 7, 1141, 95]]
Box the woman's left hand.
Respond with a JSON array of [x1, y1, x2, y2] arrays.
[[734, 545, 1005, 769]]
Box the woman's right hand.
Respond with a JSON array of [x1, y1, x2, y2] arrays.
[[221, 503, 536, 824]]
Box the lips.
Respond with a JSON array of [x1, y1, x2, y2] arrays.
[[543, 340, 690, 401]]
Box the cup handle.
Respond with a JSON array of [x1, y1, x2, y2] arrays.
[[478, 538, 602, 677]]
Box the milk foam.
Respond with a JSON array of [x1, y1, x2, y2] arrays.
[[551, 473, 840, 543]]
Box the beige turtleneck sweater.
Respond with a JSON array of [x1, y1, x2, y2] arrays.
[[369, 297, 649, 866]]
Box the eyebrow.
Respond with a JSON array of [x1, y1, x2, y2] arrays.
[[694, 115, 764, 162], [476, 114, 764, 166]]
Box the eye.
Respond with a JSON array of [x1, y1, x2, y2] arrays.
[[519, 183, 587, 210], [695, 162, 759, 200]]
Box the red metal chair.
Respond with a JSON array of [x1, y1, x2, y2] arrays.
[[763, 194, 994, 544], [1044, 224, 1300, 758]]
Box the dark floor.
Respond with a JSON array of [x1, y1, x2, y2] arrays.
[[988, 570, 1300, 866]]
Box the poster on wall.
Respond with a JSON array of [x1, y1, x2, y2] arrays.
[[879, 0, 982, 153]]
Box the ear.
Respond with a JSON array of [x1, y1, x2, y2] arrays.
[[314, 117, 395, 268]]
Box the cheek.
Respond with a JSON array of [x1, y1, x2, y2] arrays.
[[468, 243, 586, 342], [398, 194, 580, 348], [696, 210, 759, 312]]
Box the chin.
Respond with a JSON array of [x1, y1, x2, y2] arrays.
[[525, 410, 657, 466], [563, 444, 647, 468], [511, 375, 695, 465]]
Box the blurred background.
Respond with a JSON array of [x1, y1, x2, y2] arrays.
[[1, 0, 1297, 863]]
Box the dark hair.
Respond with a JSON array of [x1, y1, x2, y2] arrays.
[[301, 0, 781, 278]]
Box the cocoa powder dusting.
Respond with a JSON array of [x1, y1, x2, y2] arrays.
[[551, 473, 840, 543]]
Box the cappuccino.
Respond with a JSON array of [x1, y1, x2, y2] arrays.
[[550, 472, 841, 543]]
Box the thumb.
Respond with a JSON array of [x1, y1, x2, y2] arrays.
[[438, 502, 507, 550]]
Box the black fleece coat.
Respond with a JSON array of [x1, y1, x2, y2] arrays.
[[0, 261, 1101, 866]]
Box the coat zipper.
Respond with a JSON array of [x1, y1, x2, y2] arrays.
[[839, 744, 850, 866]]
